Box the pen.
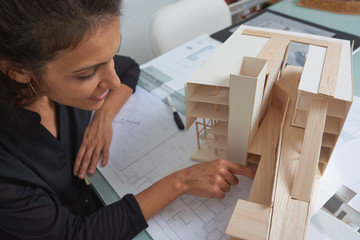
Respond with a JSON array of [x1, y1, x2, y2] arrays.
[[166, 96, 185, 130]]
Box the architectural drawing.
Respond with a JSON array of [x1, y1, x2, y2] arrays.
[[184, 25, 353, 239]]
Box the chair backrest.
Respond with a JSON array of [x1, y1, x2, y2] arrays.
[[150, 0, 232, 56]]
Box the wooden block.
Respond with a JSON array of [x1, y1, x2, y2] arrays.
[[257, 37, 289, 75], [226, 199, 271, 240], [268, 66, 305, 240], [318, 42, 342, 96], [279, 198, 309, 240], [246, 82, 289, 208], [298, 0, 360, 15], [291, 100, 328, 202], [247, 105, 283, 207], [242, 28, 330, 48], [304, 174, 321, 240], [256, 36, 289, 125]]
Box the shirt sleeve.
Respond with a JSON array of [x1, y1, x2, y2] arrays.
[[113, 55, 140, 93], [0, 180, 148, 240]]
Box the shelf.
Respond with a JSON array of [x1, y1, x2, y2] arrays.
[[295, 92, 346, 119], [188, 85, 229, 105], [292, 109, 340, 135], [319, 147, 331, 164], [322, 132, 337, 148], [188, 102, 229, 122], [324, 116, 340, 135], [247, 153, 261, 165]]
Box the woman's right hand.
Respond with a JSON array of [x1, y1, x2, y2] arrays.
[[135, 158, 256, 220], [175, 158, 256, 199]]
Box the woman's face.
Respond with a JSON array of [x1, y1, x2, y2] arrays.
[[42, 17, 121, 111]]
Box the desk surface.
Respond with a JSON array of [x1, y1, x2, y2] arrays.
[[270, 0, 360, 37], [90, 1, 360, 239]]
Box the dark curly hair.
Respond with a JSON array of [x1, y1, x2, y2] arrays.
[[0, 0, 122, 108]]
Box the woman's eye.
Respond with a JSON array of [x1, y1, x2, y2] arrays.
[[77, 69, 97, 81]]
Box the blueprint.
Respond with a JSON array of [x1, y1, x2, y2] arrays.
[[98, 85, 254, 239], [97, 87, 179, 194], [148, 176, 253, 240]]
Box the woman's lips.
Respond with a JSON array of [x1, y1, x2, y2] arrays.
[[89, 90, 109, 101]]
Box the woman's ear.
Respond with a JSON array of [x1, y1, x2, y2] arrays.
[[0, 60, 32, 83]]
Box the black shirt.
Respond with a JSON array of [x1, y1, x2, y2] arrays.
[[0, 55, 148, 239]]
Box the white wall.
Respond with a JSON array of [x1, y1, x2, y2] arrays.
[[118, 0, 177, 64]]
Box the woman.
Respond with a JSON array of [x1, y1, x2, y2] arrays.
[[0, 1, 255, 239]]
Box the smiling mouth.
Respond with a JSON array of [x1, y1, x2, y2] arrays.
[[89, 90, 109, 101]]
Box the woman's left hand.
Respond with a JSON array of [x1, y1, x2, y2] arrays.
[[73, 113, 113, 179]]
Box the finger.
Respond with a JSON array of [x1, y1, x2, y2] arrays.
[[210, 186, 226, 199], [227, 161, 256, 179], [88, 145, 102, 175], [212, 175, 231, 194], [225, 174, 239, 185], [78, 146, 96, 179], [101, 141, 110, 167], [217, 167, 239, 185]]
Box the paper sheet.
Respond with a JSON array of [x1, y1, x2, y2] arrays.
[[97, 87, 179, 194], [98, 35, 256, 239]]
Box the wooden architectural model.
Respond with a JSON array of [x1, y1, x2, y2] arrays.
[[298, 0, 360, 15], [184, 25, 353, 239]]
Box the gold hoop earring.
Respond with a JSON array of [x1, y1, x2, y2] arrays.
[[27, 82, 37, 97]]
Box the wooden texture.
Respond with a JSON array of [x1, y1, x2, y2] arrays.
[[247, 105, 283, 207], [242, 28, 330, 47], [183, 26, 353, 240], [226, 199, 271, 240], [248, 81, 290, 207], [243, 28, 343, 99], [257, 37, 289, 75], [291, 100, 328, 202], [298, 0, 360, 15], [318, 42, 342, 96], [254, 36, 289, 125], [268, 65, 309, 240], [279, 199, 309, 240]]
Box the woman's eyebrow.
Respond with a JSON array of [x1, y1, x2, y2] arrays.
[[72, 62, 107, 74]]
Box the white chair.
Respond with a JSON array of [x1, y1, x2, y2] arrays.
[[150, 0, 232, 56]]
